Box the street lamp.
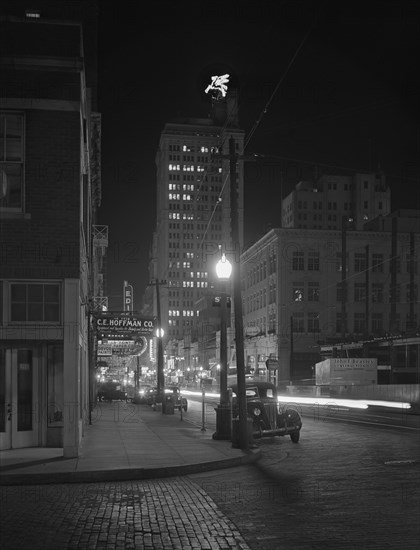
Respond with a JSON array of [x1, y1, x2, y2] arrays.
[[213, 253, 232, 440], [155, 327, 165, 408]]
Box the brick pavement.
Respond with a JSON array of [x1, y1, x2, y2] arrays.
[[190, 417, 420, 550], [0, 477, 251, 550]]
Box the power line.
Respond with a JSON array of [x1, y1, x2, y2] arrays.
[[244, 19, 316, 151], [249, 152, 419, 182]]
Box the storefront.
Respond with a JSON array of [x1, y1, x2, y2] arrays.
[[0, 279, 89, 457]]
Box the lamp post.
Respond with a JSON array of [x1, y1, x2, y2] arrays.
[[213, 253, 232, 440]]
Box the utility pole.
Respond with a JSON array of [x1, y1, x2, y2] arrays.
[[153, 279, 166, 406], [229, 136, 248, 450], [365, 244, 369, 338], [341, 216, 347, 340]]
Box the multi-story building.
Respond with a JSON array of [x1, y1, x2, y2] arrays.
[[241, 209, 419, 385], [148, 94, 244, 367], [0, 6, 103, 456], [282, 172, 391, 230]]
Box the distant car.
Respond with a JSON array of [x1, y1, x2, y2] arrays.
[[146, 386, 158, 405], [125, 385, 136, 402], [132, 384, 153, 404], [164, 385, 188, 412], [146, 386, 188, 412], [230, 381, 302, 443], [97, 382, 127, 402]]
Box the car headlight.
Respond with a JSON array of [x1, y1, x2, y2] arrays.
[[253, 407, 261, 416]]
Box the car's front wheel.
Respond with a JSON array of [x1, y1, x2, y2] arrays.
[[183, 404, 188, 412], [290, 431, 300, 443]]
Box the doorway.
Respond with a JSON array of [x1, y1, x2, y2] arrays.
[[0, 348, 39, 450]]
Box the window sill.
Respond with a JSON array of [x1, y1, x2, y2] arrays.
[[0, 211, 31, 220]]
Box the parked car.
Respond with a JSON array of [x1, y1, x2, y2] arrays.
[[97, 382, 127, 402], [230, 381, 302, 442]]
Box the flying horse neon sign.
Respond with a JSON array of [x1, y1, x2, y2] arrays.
[[205, 74, 230, 99]]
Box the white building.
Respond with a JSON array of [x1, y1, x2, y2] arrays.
[[241, 212, 419, 385], [282, 172, 391, 230]]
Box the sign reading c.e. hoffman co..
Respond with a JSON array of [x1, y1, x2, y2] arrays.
[[96, 315, 156, 336]]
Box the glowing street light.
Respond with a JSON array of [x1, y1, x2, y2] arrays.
[[213, 253, 232, 440]]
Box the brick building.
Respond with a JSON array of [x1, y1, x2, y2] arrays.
[[0, 6, 103, 456], [241, 210, 419, 385]]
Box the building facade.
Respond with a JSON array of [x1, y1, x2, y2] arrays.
[[282, 172, 391, 230], [241, 211, 419, 385], [148, 95, 244, 369], [0, 8, 103, 455]]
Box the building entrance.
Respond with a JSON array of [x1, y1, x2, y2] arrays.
[[0, 348, 39, 450]]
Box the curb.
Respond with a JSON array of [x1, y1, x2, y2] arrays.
[[0, 449, 261, 486]]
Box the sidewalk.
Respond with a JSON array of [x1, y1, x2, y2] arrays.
[[0, 401, 260, 486]]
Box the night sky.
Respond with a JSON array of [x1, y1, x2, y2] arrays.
[[97, 0, 419, 311]]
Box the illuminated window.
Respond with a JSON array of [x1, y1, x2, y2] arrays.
[[292, 283, 304, 302]]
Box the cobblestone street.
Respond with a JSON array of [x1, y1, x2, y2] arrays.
[[1, 417, 419, 549], [0, 478, 251, 550], [191, 417, 420, 550]]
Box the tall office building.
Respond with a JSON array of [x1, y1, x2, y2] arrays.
[[150, 94, 244, 348]]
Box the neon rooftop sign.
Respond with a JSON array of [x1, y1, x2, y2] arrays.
[[205, 74, 230, 98]]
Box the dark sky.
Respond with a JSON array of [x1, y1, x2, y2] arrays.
[[97, 0, 420, 311]]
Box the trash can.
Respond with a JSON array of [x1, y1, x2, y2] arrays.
[[231, 417, 254, 448], [163, 394, 175, 415]]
